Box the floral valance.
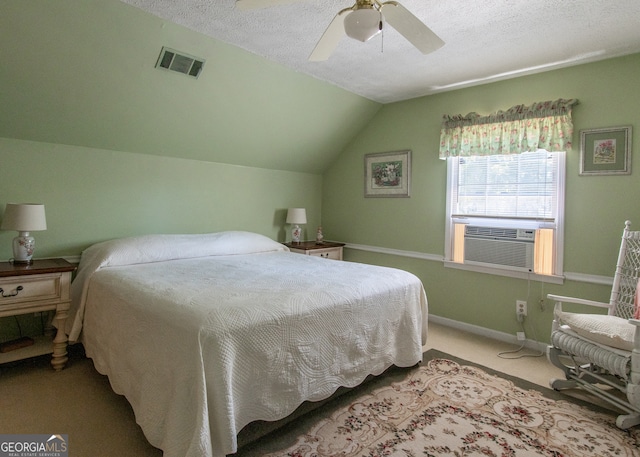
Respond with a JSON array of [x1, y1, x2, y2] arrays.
[[439, 98, 579, 159]]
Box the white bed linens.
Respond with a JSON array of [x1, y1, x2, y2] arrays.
[[68, 232, 428, 456]]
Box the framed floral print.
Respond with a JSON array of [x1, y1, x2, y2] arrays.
[[364, 150, 411, 197], [579, 126, 632, 175]]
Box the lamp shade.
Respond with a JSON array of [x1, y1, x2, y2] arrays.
[[1, 203, 47, 232], [344, 8, 382, 42], [286, 208, 307, 225]]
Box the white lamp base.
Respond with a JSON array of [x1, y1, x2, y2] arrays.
[[12, 231, 35, 264], [291, 225, 302, 243]]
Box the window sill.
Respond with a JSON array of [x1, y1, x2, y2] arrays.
[[443, 260, 565, 284]]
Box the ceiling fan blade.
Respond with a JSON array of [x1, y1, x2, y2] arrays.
[[308, 9, 350, 62], [236, 0, 301, 10], [379, 1, 444, 54]]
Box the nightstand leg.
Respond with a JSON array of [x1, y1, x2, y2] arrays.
[[51, 304, 69, 371]]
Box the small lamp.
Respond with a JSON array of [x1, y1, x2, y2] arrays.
[[1, 203, 47, 264], [286, 208, 307, 243]]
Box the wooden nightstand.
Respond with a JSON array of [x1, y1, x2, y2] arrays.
[[284, 241, 345, 260], [0, 259, 76, 371]]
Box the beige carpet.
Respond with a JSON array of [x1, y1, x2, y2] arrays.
[[0, 322, 632, 456]]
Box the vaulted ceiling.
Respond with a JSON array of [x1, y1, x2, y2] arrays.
[[0, 0, 382, 174]]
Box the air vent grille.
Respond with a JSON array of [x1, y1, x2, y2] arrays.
[[465, 226, 518, 239], [156, 47, 204, 78]]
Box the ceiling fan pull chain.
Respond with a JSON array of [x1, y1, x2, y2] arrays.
[[380, 15, 384, 53]]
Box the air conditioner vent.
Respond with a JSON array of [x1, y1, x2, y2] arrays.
[[465, 226, 518, 239], [156, 47, 204, 78]]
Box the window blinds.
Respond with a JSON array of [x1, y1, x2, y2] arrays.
[[452, 150, 559, 221]]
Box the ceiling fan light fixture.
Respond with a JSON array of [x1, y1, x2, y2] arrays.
[[344, 8, 382, 42]]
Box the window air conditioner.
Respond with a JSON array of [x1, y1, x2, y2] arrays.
[[463, 225, 535, 272]]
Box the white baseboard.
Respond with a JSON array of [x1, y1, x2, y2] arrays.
[[428, 314, 548, 354]]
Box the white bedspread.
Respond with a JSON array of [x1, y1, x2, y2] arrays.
[[68, 232, 428, 456]]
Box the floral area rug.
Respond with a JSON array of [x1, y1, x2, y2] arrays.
[[236, 350, 640, 457]]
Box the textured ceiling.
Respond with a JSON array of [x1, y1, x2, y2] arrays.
[[121, 0, 640, 103]]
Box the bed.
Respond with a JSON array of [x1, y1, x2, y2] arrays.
[[65, 231, 428, 457]]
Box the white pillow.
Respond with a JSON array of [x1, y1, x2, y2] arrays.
[[556, 310, 635, 351]]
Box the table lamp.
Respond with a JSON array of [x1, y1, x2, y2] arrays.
[[286, 208, 307, 243], [1, 203, 47, 264]]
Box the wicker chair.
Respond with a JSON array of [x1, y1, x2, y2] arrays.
[[548, 221, 640, 429]]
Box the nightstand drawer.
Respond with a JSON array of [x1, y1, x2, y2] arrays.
[[308, 248, 342, 260], [0, 273, 63, 306]]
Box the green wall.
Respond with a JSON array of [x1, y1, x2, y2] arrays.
[[322, 53, 640, 343], [0, 0, 380, 174], [0, 138, 322, 259], [0, 0, 377, 341], [2, 0, 639, 347], [0, 138, 323, 340]]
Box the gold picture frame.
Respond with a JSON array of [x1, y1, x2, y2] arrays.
[[579, 126, 632, 175], [364, 150, 411, 197]]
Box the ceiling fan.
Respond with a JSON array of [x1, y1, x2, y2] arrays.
[[236, 0, 444, 61]]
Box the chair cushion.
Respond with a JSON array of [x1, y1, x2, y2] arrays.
[[556, 310, 635, 351]]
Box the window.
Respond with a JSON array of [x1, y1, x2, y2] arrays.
[[445, 150, 565, 277], [439, 99, 577, 279]]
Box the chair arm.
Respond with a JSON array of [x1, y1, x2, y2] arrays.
[[547, 294, 613, 310]]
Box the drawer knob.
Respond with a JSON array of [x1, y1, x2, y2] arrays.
[[0, 285, 23, 298]]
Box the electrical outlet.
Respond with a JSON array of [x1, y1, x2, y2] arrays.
[[516, 300, 527, 318], [517, 331, 526, 341]]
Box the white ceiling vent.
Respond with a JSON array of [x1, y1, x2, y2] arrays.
[[155, 47, 204, 78]]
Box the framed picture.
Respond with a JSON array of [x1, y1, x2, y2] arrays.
[[364, 150, 411, 197], [579, 126, 632, 175]]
